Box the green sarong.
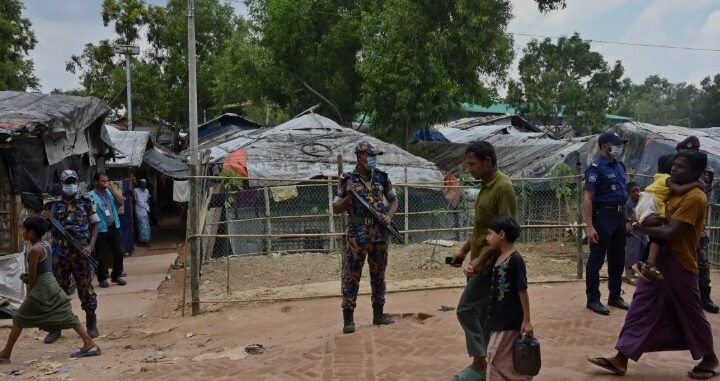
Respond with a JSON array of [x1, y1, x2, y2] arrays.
[[13, 273, 80, 330]]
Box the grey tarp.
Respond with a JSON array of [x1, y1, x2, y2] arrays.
[[193, 113, 443, 186], [143, 147, 189, 179], [0, 91, 108, 136], [0, 252, 26, 316], [101, 125, 151, 168]]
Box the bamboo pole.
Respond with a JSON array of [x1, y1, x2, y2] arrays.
[[575, 158, 584, 280], [327, 181, 335, 251], [404, 167, 409, 243], [264, 187, 271, 253]]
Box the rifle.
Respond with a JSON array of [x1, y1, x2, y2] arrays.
[[49, 217, 99, 269], [348, 188, 405, 244]]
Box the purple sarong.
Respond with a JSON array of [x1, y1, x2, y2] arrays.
[[615, 247, 714, 361]]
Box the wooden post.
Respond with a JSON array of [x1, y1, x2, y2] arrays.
[[404, 167, 409, 244], [264, 186, 272, 253], [575, 158, 585, 279], [521, 171, 527, 242], [11, 194, 22, 253], [328, 181, 335, 250]]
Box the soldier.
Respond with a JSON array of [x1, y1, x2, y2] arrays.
[[333, 141, 398, 334], [42, 170, 100, 344]]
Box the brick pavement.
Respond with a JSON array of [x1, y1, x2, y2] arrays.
[[134, 277, 720, 381]]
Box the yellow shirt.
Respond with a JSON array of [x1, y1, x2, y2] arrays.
[[470, 171, 518, 259], [665, 188, 707, 274], [644, 173, 671, 215]]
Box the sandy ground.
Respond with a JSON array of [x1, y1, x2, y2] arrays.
[[199, 241, 582, 302]]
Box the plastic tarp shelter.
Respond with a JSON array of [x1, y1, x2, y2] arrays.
[[198, 113, 443, 186], [143, 147, 190, 180], [101, 125, 151, 168], [0, 252, 26, 316]]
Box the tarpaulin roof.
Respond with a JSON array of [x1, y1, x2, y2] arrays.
[[415, 133, 591, 177], [143, 147, 189, 180], [0, 91, 109, 136], [101, 125, 151, 168], [413, 116, 542, 144], [594, 122, 720, 185], [198, 113, 263, 141], [196, 113, 443, 186]]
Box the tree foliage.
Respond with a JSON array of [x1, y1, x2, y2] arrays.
[[507, 33, 624, 136], [0, 0, 38, 90], [358, 0, 513, 146]]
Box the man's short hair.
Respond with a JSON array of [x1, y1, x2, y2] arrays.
[[466, 141, 497, 167]]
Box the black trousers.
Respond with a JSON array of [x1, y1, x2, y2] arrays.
[[95, 225, 124, 280]]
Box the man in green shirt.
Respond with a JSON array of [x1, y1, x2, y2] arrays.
[[451, 141, 518, 381]]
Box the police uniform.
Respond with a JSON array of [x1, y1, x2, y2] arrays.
[[585, 142, 628, 309], [44, 170, 100, 341], [334, 141, 396, 333]]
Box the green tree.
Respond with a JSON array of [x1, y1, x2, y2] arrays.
[[507, 33, 624, 136], [610, 75, 699, 127], [358, 0, 514, 147], [0, 0, 38, 90], [692, 74, 720, 129]]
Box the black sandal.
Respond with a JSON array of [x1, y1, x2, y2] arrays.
[[636, 261, 664, 280]]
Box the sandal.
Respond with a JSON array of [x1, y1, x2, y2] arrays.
[[636, 261, 664, 280], [453, 367, 486, 381], [71, 346, 102, 358], [689, 366, 720, 379], [588, 357, 626, 376]]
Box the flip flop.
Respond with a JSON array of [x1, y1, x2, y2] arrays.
[[588, 357, 626, 376], [71, 346, 102, 359], [453, 366, 486, 381], [689, 366, 720, 380]]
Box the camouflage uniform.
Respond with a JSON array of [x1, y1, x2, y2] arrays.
[[336, 167, 395, 311], [47, 194, 99, 314]]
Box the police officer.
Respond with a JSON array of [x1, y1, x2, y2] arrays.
[[676, 136, 719, 313], [333, 141, 398, 334], [42, 170, 100, 343], [584, 131, 631, 315]]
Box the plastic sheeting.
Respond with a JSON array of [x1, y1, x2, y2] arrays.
[[0, 91, 108, 136], [101, 125, 151, 168], [197, 113, 443, 186], [0, 252, 26, 316], [143, 147, 189, 180]]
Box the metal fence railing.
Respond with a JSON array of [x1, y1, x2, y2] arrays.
[[181, 171, 720, 312]]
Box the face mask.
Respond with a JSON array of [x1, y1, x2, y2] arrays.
[[62, 184, 78, 196], [366, 156, 378, 170], [609, 145, 624, 157]]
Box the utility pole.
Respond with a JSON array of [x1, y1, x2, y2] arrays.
[[187, 0, 201, 316], [113, 45, 140, 130]]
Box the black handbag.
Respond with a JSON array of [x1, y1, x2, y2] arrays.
[[513, 334, 541, 376]]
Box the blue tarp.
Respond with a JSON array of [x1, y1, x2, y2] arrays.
[[411, 128, 449, 143]]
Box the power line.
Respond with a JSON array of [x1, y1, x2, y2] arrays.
[[510, 32, 720, 53]]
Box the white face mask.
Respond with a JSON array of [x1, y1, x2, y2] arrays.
[[609, 145, 624, 157], [62, 184, 78, 196]]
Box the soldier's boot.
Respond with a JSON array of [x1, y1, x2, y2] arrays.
[[86, 311, 100, 338], [43, 330, 61, 344], [701, 287, 720, 314], [372, 303, 394, 326], [342, 310, 355, 334]]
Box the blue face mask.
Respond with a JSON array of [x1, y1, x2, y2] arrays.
[[62, 184, 78, 196], [610, 145, 624, 157], [366, 156, 378, 170]]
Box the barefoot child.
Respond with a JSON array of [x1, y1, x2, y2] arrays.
[[484, 216, 533, 380], [624, 182, 645, 285], [0, 217, 101, 364], [634, 155, 703, 278]]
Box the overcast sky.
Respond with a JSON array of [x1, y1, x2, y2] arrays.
[[23, 0, 720, 93]]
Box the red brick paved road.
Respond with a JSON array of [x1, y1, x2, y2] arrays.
[[135, 277, 720, 381]]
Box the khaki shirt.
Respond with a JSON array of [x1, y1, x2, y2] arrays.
[[470, 170, 518, 259]]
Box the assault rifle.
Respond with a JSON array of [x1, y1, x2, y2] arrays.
[[348, 188, 404, 244], [49, 217, 98, 268]]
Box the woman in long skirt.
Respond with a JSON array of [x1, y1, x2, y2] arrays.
[[0, 217, 101, 363], [134, 179, 152, 245]]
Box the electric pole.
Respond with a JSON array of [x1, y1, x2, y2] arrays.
[[113, 45, 140, 130]]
